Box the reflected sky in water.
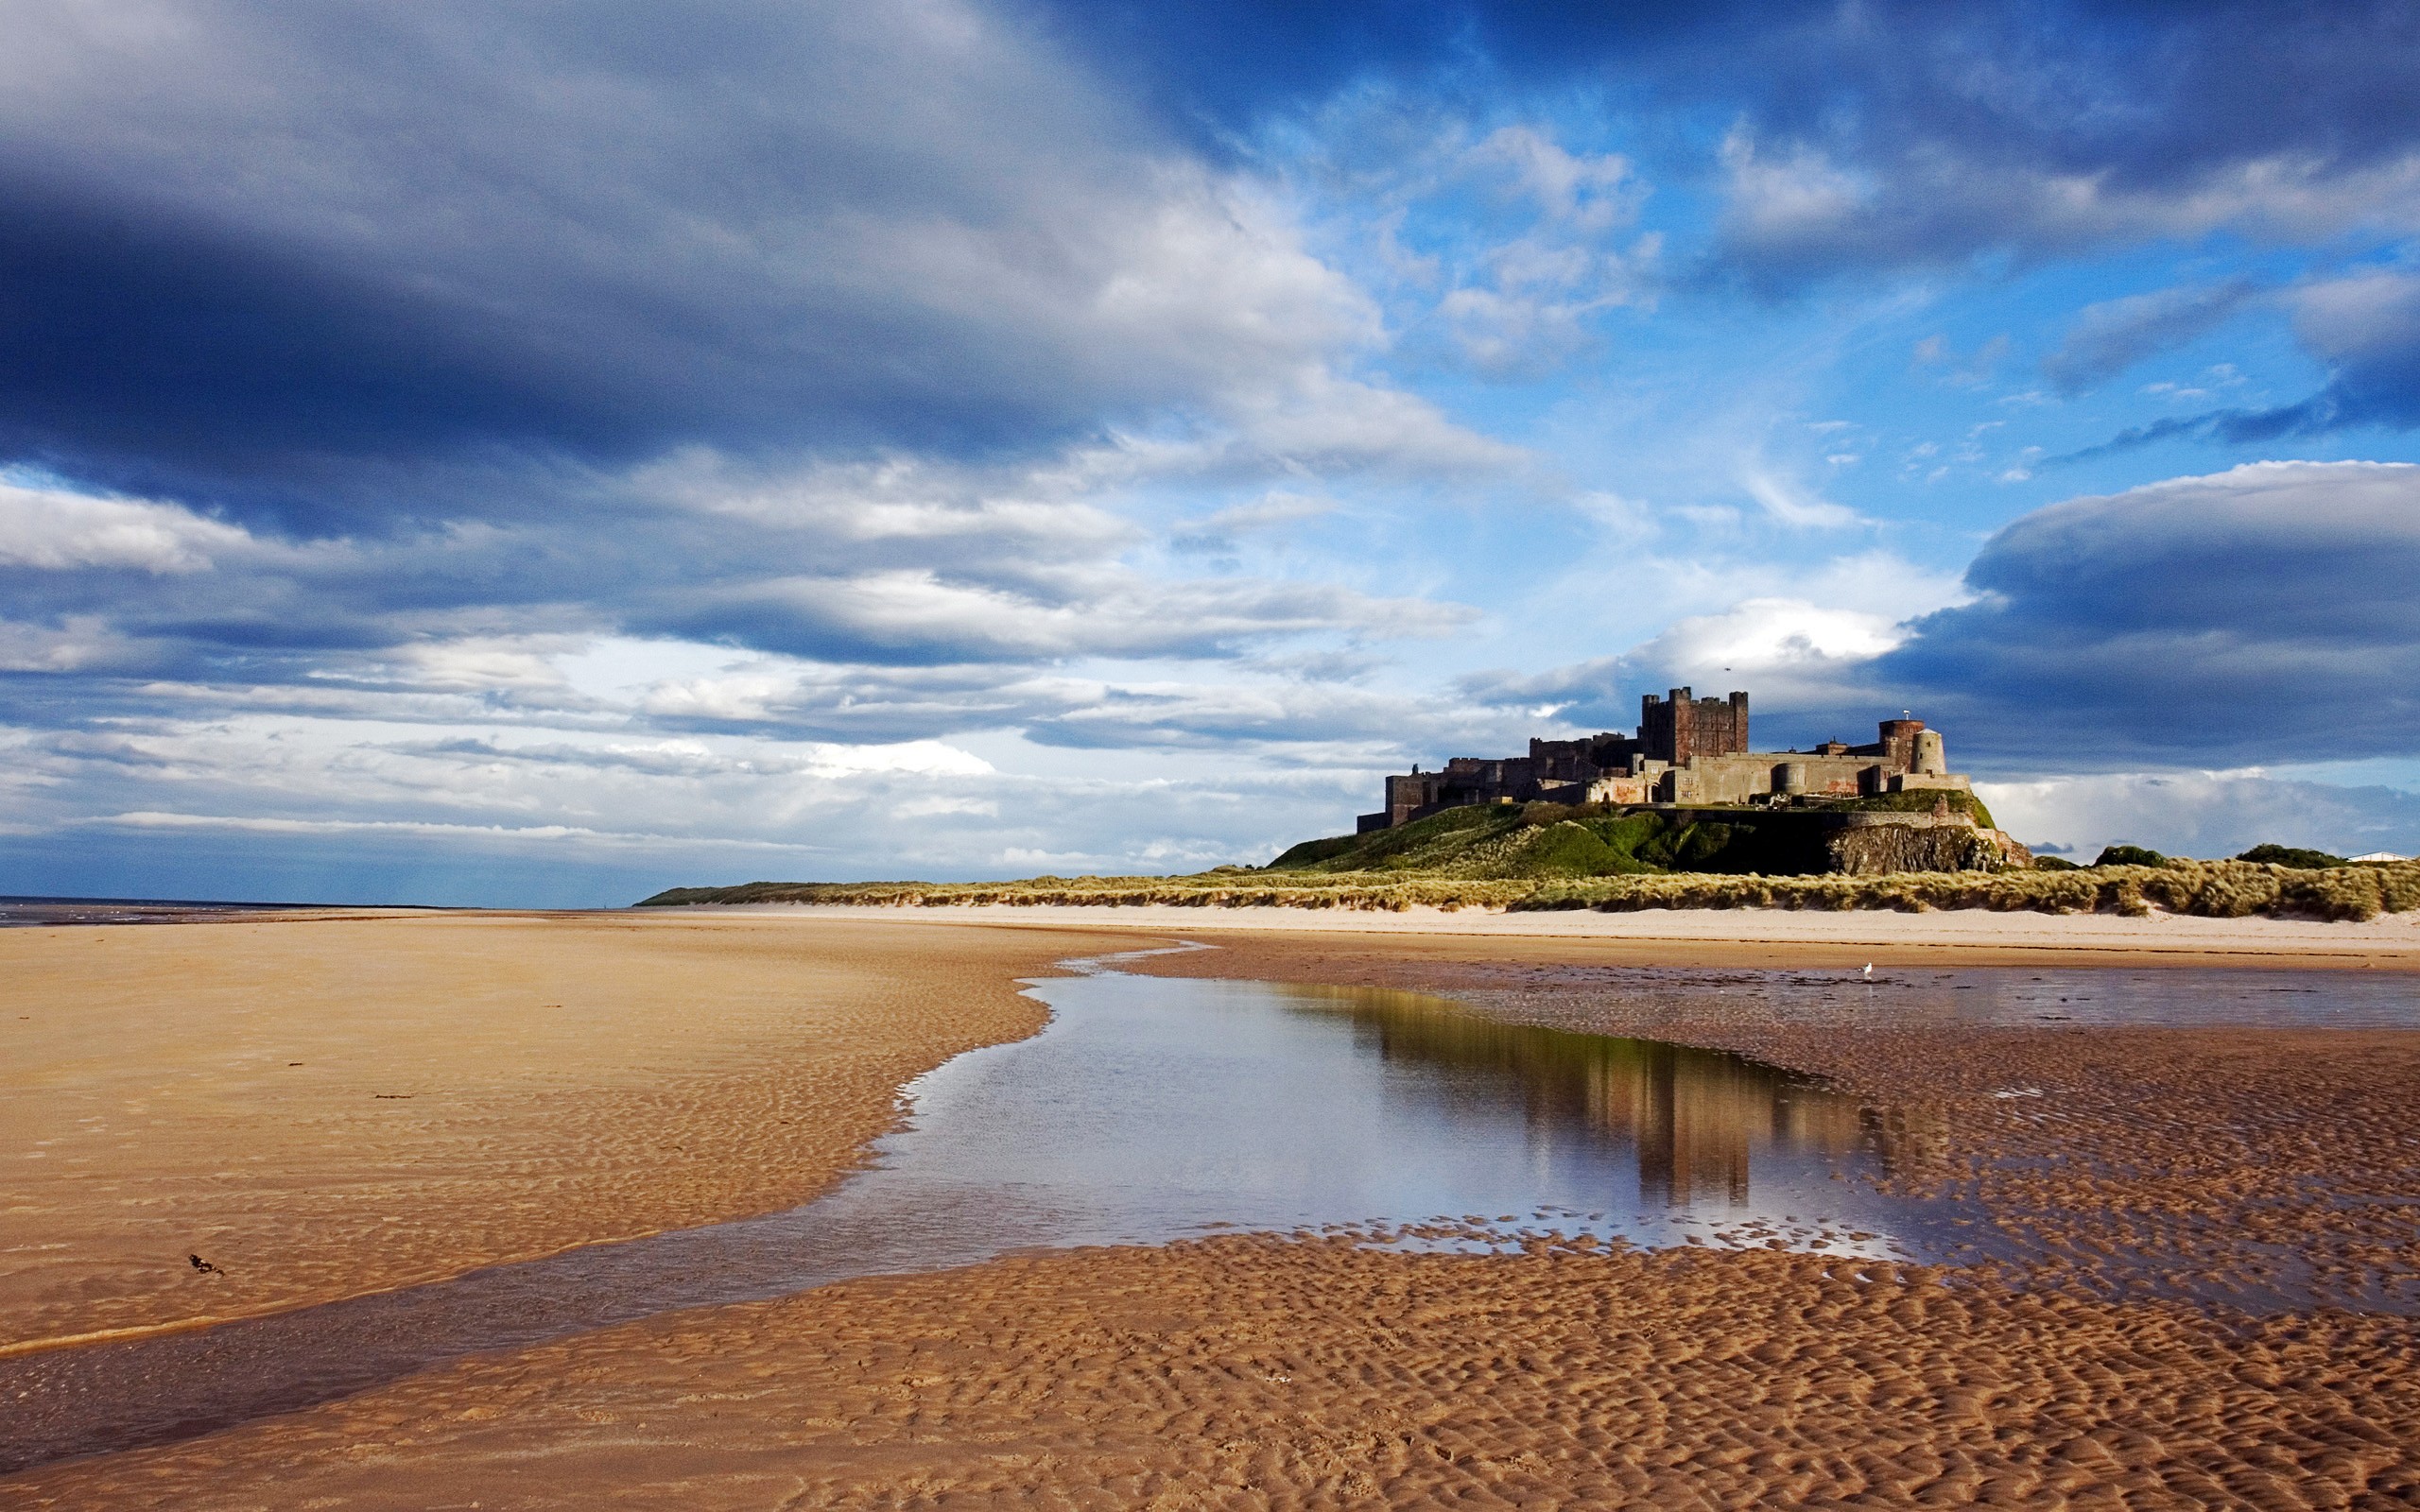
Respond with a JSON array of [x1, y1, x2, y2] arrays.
[[834, 962, 1931, 1260], [1279, 984, 1886, 1207]]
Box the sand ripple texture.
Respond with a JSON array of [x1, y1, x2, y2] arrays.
[[0, 913, 1130, 1349], [5, 1237, 2414, 1509]]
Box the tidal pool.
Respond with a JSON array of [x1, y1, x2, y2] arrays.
[[859, 954, 1925, 1253]]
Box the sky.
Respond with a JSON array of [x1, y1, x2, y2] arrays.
[[6, 0, 2420, 906]]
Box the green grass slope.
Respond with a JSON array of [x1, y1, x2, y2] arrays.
[[1266, 793, 1997, 880]]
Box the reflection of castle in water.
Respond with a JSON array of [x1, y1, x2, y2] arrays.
[[1282, 988, 1928, 1205]]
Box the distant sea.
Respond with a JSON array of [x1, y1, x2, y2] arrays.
[[0, 896, 344, 927]]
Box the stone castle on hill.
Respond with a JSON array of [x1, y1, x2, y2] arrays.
[[1360, 688, 1972, 833]]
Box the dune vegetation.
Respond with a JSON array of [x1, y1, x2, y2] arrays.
[[640, 799, 2420, 922]]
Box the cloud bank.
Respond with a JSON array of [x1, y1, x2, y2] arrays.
[[1882, 461, 2420, 765]]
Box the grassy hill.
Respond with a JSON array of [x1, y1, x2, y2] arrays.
[[1266, 793, 2000, 879]]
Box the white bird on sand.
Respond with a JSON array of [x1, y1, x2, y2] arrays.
[[1861, 964, 1873, 977]]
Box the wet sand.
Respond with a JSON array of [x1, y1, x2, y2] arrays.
[[0, 912, 1133, 1352], [9, 1239, 2415, 1508], [7, 912, 2420, 1507]]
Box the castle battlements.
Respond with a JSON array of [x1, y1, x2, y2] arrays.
[[1358, 688, 1971, 833]]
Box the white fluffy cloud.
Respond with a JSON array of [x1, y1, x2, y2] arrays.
[[1458, 548, 1969, 733], [0, 480, 254, 574], [1979, 769, 2420, 861]]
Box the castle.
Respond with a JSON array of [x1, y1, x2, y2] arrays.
[[1358, 689, 1973, 833]]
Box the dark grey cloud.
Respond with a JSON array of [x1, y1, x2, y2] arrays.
[[1878, 461, 2420, 766], [0, 0, 1378, 527], [14, 0, 2400, 524]]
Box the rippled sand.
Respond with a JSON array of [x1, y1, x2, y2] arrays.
[[0, 912, 1132, 1351], [9, 1237, 2415, 1508]]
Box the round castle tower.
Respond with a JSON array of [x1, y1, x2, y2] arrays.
[[1912, 729, 1946, 776]]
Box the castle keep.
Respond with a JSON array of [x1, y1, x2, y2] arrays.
[[1359, 688, 1972, 833]]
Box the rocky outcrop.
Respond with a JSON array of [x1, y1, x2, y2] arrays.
[[1824, 818, 2031, 876]]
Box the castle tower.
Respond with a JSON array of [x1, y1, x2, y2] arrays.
[[1876, 719, 1925, 772], [1640, 687, 1750, 765]]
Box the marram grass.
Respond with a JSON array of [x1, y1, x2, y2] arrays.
[[640, 857, 2420, 922]]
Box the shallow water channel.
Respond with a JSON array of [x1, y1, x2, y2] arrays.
[[6, 951, 2414, 1472]]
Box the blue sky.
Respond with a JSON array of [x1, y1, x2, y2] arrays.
[[6, 0, 2420, 905]]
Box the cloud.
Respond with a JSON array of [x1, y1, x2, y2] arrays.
[[1274, 106, 1662, 380], [1020, 679, 1523, 752], [1462, 598, 1896, 731], [643, 568, 1474, 666], [2053, 271, 2420, 455], [1441, 126, 1658, 374], [1470, 127, 1641, 232], [1460, 550, 1967, 733], [2042, 280, 2262, 392], [1468, 457, 2420, 780], [1978, 769, 2420, 862], [84, 810, 830, 852], [1696, 8, 2420, 284], [0, 1, 1547, 776], [970, 4, 2420, 293], [0, 699, 1409, 903], [0, 423, 1493, 734], [634, 663, 1063, 743], [0, 0, 1441, 519], [0, 478, 254, 573], [2284, 269, 2420, 430], [1170, 491, 1337, 554], [1739, 469, 1862, 529], [1879, 461, 2420, 765]]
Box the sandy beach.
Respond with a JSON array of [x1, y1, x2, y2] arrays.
[[6, 906, 2419, 1507], [0, 911, 1135, 1353]]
